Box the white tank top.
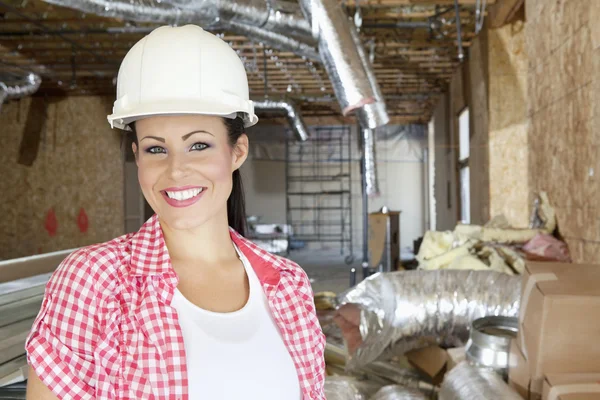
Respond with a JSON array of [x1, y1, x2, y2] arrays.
[[171, 245, 302, 400]]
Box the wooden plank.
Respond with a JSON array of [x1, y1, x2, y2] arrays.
[[487, 0, 525, 28]]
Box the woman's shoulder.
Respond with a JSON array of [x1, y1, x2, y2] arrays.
[[46, 232, 135, 295]]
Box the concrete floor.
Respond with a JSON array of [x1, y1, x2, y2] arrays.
[[287, 249, 362, 295]]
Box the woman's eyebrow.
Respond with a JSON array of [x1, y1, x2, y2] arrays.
[[182, 130, 214, 141], [140, 135, 165, 143]]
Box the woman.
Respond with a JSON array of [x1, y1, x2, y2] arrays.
[[25, 25, 326, 399]]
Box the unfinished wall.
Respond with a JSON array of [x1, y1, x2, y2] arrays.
[[0, 96, 124, 260], [436, 19, 529, 230], [432, 93, 459, 230], [242, 124, 426, 257], [467, 28, 491, 225], [488, 20, 529, 227], [527, 0, 598, 262]]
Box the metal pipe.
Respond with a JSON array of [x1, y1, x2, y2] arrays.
[[226, 21, 320, 62], [0, 73, 42, 112], [252, 97, 310, 141], [350, 27, 389, 129], [360, 136, 370, 280], [361, 127, 380, 196], [41, 0, 312, 39], [453, 0, 464, 61], [338, 270, 521, 369], [299, 0, 388, 128], [362, 21, 432, 29]]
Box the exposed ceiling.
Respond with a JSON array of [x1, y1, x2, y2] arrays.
[[0, 0, 497, 125]]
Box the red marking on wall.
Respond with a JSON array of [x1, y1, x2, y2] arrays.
[[77, 208, 89, 233], [45, 208, 57, 237]]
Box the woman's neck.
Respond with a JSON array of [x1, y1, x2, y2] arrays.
[[159, 210, 238, 267]]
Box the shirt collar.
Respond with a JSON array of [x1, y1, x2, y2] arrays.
[[129, 214, 286, 285]]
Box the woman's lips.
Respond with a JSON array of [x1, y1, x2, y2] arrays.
[[161, 187, 205, 208]]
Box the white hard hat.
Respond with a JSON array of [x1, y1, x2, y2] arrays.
[[107, 25, 258, 130]]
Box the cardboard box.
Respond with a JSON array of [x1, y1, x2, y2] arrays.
[[517, 262, 600, 379], [405, 345, 448, 385], [542, 374, 600, 400], [368, 211, 401, 271], [508, 340, 543, 400]]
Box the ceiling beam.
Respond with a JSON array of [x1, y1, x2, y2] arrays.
[[487, 0, 524, 28]]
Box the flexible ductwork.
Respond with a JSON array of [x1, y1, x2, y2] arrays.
[[253, 98, 309, 141], [226, 21, 319, 62], [361, 127, 380, 196], [0, 73, 42, 112], [299, 0, 388, 128], [439, 362, 523, 400], [371, 386, 428, 400], [336, 270, 521, 370], [350, 27, 389, 129], [0, 86, 7, 112], [42, 0, 312, 39]]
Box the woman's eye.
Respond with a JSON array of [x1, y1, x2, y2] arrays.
[[146, 146, 166, 154], [191, 143, 208, 151]]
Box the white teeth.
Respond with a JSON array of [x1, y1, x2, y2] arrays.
[[166, 188, 202, 201]]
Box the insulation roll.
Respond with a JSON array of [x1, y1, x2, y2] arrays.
[[336, 270, 521, 369], [439, 362, 522, 400], [370, 385, 427, 400], [323, 376, 381, 400]]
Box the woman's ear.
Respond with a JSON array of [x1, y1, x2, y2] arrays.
[[232, 134, 249, 171], [132, 142, 139, 166]]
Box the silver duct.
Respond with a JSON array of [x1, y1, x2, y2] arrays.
[[371, 386, 428, 400], [361, 127, 379, 196], [1, 73, 42, 100], [350, 26, 389, 129], [439, 362, 523, 400], [253, 98, 310, 141], [0, 86, 7, 113], [226, 21, 319, 62], [337, 270, 521, 370], [299, 0, 388, 128], [42, 0, 312, 39], [0, 73, 42, 112]]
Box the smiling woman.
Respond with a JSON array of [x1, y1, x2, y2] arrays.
[[24, 24, 326, 400]]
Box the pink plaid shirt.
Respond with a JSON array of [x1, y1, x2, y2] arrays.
[[25, 215, 326, 399]]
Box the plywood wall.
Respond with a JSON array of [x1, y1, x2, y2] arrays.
[[526, 0, 598, 262], [467, 28, 491, 224], [0, 96, 124, 260], [488, 21, 530, 227]]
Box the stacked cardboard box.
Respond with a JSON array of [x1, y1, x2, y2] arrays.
[[508, 262, 600, 400]]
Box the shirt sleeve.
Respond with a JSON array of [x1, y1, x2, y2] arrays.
[[25, 249, 99, 400], [296, 268, 327, 400]]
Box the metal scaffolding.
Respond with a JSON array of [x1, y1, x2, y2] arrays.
[[285, 126, 354, 263]]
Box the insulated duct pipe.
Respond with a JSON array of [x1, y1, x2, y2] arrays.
[[337, 270, 521, 370], [42, 0, 312, 40], [361, 127, 380, 196], [299, 0, 389, 128], [253, 98, 309, 141], [0, 73, 42, 112], [226, 21, 320, 62], [350, 27, 389, 129]]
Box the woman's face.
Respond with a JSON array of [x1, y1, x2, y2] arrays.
[[133, 114, 248, 231]]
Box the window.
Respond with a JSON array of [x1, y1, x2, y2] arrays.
[[458, 108, 470, 224]]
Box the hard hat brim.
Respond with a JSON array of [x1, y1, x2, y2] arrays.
[[107, 99, 259, 131]]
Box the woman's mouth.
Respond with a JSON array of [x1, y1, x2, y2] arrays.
[[161, 187, 205, 208]]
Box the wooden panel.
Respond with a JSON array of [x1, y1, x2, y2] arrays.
[[0, 96, 124, 260]]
